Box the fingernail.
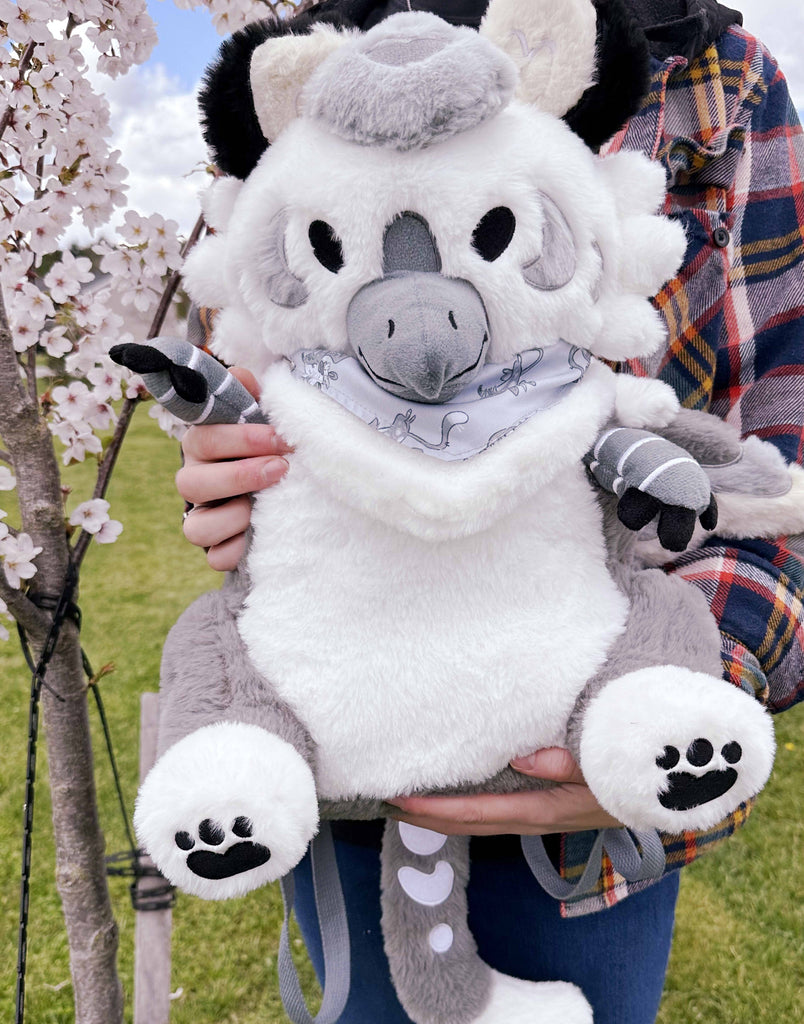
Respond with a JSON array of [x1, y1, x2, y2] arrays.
[[510, 754, 538, 772], [261, 456, 288, 484]]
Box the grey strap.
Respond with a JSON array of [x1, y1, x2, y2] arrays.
[[278, 822, 351, 1024], [520, 828, 666, 902]]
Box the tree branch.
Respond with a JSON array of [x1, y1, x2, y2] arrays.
[[0, 575, 51, 634], [0, 41, 35, 143], [71, 212, 206, 571]]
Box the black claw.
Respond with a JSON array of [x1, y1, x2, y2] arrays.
[[617, 488, 660, 531], [168, 363, 209, 404], [109, 343, 171, 374], [699, 493, 718, 531], [198, 819, 226, 846], [657, 506, 696, 552]]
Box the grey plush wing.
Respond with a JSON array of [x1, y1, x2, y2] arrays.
[[110, 337, 267, 426]]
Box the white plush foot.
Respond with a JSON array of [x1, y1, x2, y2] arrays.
[[134, 722, 318, 899], [579, 667, 775, 832], [471, 970, 592, 1024]]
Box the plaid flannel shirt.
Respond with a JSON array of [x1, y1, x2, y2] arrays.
[[560, 24, 804, 917]]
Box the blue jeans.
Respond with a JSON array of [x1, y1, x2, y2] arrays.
[[293, 831, 680, 1024]]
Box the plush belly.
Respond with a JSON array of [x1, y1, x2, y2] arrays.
[[239, 465, 628, 801]]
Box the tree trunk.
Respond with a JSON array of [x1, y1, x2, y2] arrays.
[[0, 295, 124, 1023]]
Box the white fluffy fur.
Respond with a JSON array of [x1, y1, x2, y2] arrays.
[[260, 358, 617, 540], [181, 234, 231, 308], [579, 667, 775, 832], [480, 0, 597, 117], [134, 723, 318, 899], [614, 375, 680, 430], [200, 176, 243, 232], [239, 372, 630, 800], [472, 970, 593, 1024], [183, 101, 685, 370], [250, 24, 349, 143]]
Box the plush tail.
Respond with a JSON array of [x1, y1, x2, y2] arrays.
[[380, 820, 593, 1024], [110, 337, 267, 426]]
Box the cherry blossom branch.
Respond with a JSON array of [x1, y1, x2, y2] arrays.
[[0, 41, 35, 143], [71, 212, 206, 572], [0, 574, 50, 635]]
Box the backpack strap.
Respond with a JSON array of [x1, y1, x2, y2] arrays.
[[520, 827, 666, 901], [278, 821, 351, 1024]]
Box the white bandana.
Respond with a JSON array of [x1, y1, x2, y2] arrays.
[[289, 342, 591, 461]]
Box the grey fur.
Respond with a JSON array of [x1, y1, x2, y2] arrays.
[[156, 571, 313, 765], [303, 13, 517, 150], [347, 272, 489, 403], [381, 822, 491, 1024], [566, 507, 723, 762], [383, 213, 442, 274], [658, 407, 742, 465], [522, 193, 577, 291], [259, 209, 309, 309], [653, 408, 792, 495]]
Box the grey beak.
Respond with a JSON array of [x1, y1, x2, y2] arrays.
[[347, 272, 489, 404]]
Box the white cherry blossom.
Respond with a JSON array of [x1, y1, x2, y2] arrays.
[[0, 468, 16, 490], [0, 532, 43, 589], [69, 498, 111, 534]]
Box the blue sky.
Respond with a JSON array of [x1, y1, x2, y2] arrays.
[[145, 1, 223, 90]]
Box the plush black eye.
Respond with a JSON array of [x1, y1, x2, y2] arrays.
[[309, 220, 344, 273], [471, 206, 515, 262]]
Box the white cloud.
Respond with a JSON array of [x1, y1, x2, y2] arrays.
[[99, 62, 209, 236]]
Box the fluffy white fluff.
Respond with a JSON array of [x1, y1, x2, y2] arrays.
[[184, 102, 684, 371], [480, 0, 597, 117], [240, 371, 630, 800], [260, 358, 617, 540], [614, 374, 680, 430], [134, 723, 318, 900], [472, 970, 593, 1024], [579, 667, 775, 832]]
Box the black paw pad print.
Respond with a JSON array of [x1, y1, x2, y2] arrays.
[[655, 739, 742, 811], [174, 816, 271, 879]]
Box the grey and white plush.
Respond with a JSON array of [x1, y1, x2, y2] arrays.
[[127, 3, 804, 1022]]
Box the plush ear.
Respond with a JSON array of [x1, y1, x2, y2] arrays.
[[479, 0, 597, 116], [250, 24, 350, 144], [198, 6, 355, 180]]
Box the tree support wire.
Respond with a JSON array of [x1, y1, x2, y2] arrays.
[[15, 566, 173, 1023]]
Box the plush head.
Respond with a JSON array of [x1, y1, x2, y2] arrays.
[[184, 0, 685, 401]]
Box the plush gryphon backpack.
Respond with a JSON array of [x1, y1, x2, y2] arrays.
[[111, 2, 804, 1022]]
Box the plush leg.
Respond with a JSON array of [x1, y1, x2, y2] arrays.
[[568, 568, 775, 832], [134, 578, 319, 900], [381, 821, 593, 1024]]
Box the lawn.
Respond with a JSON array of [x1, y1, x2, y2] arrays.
[[0, 406, 801, 1023]]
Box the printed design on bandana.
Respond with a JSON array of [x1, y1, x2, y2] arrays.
[[369, 409, 470, 452], [296, 349, 349, 389], [477, 350, 545, 398], [289, 342, 592, 462]]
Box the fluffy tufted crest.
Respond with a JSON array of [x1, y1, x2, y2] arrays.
[[302, 11, 517, 150]]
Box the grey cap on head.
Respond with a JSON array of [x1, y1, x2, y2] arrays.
[[302, 11, 517, 150]]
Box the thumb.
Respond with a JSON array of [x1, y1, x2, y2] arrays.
[[510, 747, 585, 784], [230, 365, 261, 400]]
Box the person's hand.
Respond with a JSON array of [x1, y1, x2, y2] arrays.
[[176, 367, 292, 570], [388, 748, 623, 835]]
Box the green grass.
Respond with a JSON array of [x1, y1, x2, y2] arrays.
[[0, 409, 802, 1022]]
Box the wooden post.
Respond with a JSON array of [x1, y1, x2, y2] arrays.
[[134, 693, 173, 1024]]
